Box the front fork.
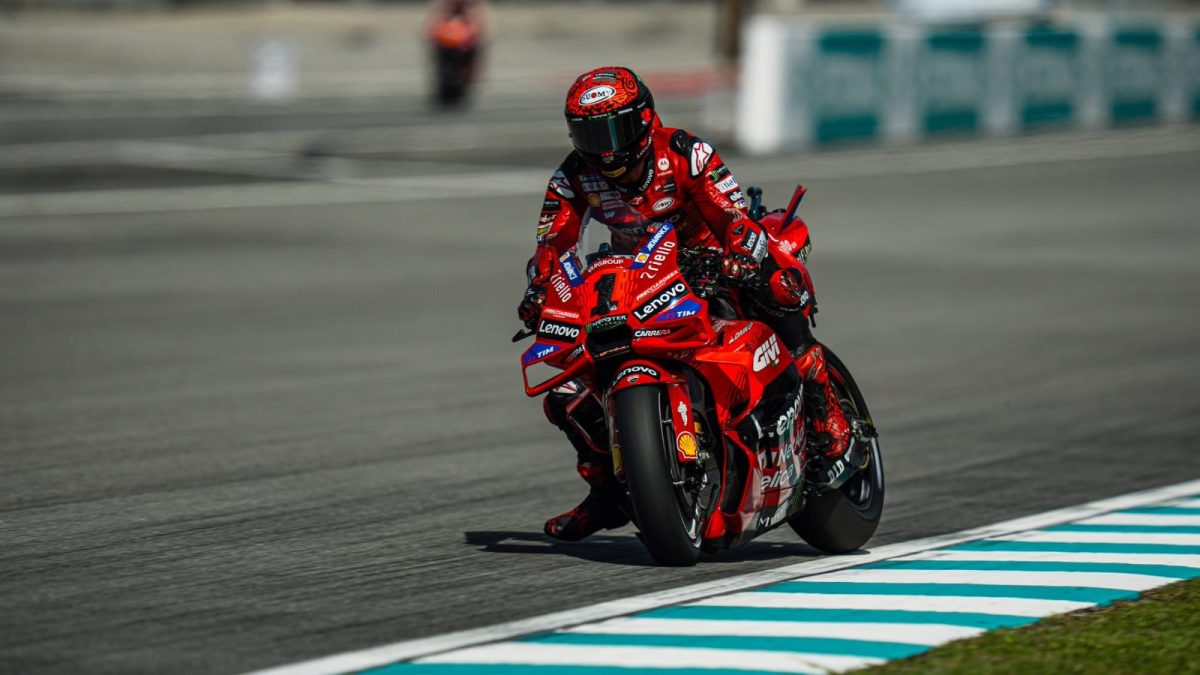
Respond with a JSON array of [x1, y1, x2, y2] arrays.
[[606, 366, 702, 480]]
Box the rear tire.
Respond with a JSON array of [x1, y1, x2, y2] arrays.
[[616, 385, 702, 567], [791, 346, 885, 553]]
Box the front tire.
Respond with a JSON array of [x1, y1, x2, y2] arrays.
[[616, 385, 702, 566], [791, 346, 885, 553]]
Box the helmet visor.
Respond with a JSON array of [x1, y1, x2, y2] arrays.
[[567, 110, 647, 157]]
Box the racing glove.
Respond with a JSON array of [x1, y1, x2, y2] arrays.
[[518, 285, 546, 329], [526, 245, 557, 286], [722, 253, 761, 283], [722, 221, 769, 283], [728, 221, 769, 263]]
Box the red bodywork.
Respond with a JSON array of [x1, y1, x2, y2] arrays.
[[521, 194, 815, 550]]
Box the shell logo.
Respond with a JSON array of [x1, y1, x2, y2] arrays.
[[677, 432, 698, 459]]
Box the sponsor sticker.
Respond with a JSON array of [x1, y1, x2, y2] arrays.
[[579, 85, 616, 106], [657, 156, 670, 171], [727, 322, 754, 344], [522, 341, 561, 365], [550, 272, 571, 303], [652, 197, 676, 212], [633, 281, 688, 321], [585, 314, 628, 333], [708, 165, 730, 181], [542, 307, 578, 321], [690, 141, 714, 177], [549, 170, 575, 199], [752, 334, 781, 372], [761, 471, 791, 490], [632, 239, 676, 277], [715, 176, 739, 193], [560, 252, 583, 286], [587, 194, 601, 207], [633, 327, 672, 338], [677, 431, 698, 459], [537, 318, 581, 342], [615, 364, 660, 381], [655, 298, 702, 323]]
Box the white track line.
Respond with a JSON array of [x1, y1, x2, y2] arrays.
[[996, 531, 1200, 546], [1078, 512, 1200, 527], [908, 550, 1200, 568], [561, 617, 983, 646], [694, 591, 1088, 617], [417, 642, 876, 674], [245, 478, 1200, 675], [805, 569, 1174, 592]]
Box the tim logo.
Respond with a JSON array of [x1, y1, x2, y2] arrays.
[[752, 335, 780, 372]]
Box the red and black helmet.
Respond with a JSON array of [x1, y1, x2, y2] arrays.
[[565, 66, 656, 179]]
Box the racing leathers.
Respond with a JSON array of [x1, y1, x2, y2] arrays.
[[522, 124, 850, 541]]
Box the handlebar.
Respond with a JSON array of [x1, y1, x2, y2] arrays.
[[677, 247, 763, 298]]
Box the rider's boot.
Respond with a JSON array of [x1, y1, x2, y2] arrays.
[[793, 342, 851, 461], [544, 474, 630, 541], [762, 309, 855, 488], [542, 385, 630, 541]]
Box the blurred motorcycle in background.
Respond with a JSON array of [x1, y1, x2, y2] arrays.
[[427, 0, 484, 108]]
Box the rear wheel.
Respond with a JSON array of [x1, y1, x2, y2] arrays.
[[790, 346, 885, 553], [616, 385, 703, 566]]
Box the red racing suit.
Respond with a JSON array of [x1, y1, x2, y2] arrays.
[[531, 125, 784, 277], [527, 122, 817, 330], [526, 121, 823, 452]]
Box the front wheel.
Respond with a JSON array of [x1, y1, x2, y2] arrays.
[[790, 345, 885, 553], [616, 385, 703, 566]]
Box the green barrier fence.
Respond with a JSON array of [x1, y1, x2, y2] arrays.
[[737, 17, 1199, 153]]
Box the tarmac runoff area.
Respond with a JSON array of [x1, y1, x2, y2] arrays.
[[1, 34, 1199, 673], [250, 480, 1200, 674], [0, 3, 730, 102]]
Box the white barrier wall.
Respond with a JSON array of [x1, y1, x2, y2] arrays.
[[736, 16, 1200, 154]]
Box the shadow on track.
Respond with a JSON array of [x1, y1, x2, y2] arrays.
[[465, 530, 832, 566]]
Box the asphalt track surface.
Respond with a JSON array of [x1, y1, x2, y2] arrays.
[[1, 97, 1199, 674]]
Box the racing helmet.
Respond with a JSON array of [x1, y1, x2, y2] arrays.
[[565, 67, 656, 179]]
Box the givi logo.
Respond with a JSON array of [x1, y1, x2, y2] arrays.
[[752, 334, 780, 372]]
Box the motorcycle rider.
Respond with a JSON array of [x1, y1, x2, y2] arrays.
[[518, 66, 851, 542]]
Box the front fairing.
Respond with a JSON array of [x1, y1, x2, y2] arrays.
[[521, 205, 716, 395]]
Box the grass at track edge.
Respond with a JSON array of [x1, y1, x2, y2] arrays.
[[860, 578, 1200, 674]]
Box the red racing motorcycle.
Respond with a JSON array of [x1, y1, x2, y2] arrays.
[[516, 185, 883, 566]]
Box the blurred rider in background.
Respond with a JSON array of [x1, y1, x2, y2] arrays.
[[519, 66, 852, 542], [425, 0, 490, 107]]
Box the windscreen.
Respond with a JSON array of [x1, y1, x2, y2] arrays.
[[577, 201, 656, 263]]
